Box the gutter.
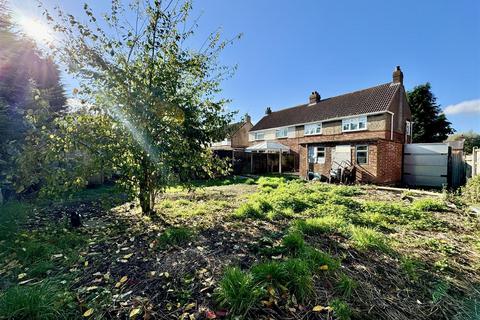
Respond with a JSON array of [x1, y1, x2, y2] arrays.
[[387, 111, 394, 141]]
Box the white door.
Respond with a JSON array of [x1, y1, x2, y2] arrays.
[[332, 145, 351, 170]]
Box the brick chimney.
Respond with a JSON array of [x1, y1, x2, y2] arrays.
[[392, 66, 404, 84], [309, 91, 321, 105]]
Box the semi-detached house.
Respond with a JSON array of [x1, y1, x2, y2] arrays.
[[247, 66, 412, 184]]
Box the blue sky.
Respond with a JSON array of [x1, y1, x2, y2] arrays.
[[12, 0, 480, 132]]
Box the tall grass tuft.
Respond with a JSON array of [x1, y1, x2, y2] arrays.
[[0, 282, 72, 320], [215, 267, 264, 317]]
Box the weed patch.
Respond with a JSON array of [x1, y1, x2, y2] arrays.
[[158, 227, 194, 248], [215, 267, 264, 317], [347, 226, 390, 252], [412, 198, 446, 211], [294, 215, 347, 235], [0, 282, 76, 320], [336, 274, 358, 298]]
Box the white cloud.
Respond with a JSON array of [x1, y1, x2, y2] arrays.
[[443, 99, 480, 115]]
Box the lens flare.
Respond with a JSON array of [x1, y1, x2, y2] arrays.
[[17, 15, 54, 43]]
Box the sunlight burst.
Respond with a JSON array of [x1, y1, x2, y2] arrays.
[[18, 15, 53, 43]]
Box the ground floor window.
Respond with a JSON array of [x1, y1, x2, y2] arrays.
[[308, 146, 326, 164], [356, 145, 368, 164]]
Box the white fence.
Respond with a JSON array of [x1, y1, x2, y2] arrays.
[[466, 147, 480, 178]]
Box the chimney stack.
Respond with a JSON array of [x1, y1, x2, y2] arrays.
[[244, 113, 251, 123], [265, 107, 272, 115], [309, 91, 321, 105], [392, 66, 403, 84]]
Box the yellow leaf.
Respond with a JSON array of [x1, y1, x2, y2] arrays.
[[123, 253, 133, 259], [319, 265, 329, 271], [120, 275, 128, 283], [129, 308, 141, 318], [84, 261, 89, 267], [184, 302, 196, 311], [17, 273, 27, 280], [267, 287, 275, 296], [83, 308, 94, 317], [312, 305, 325, 312]]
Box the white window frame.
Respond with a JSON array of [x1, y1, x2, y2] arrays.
[[356, 145, 368, 165], [405, 121, 411, 135], [316, 146, 326, 164], [308, 146, 326, 164], [254, 132, 265, 140], [275, 127, 288, 139], [342, 116, 367, 132], [304, 122, 322, 136]]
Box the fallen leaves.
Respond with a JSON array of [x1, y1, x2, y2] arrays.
[[312, 305, 333, 312], [319, 265, 329, 271], [17, 273, 27, 280], [129, 307, 141, 318], [83, 308, 94, 317], [115, 275, 128, 288]]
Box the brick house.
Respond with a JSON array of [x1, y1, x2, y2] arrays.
[[247, 66, 412, 184]]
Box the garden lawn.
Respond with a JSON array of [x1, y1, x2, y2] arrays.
[[0, 178, 479, 319]]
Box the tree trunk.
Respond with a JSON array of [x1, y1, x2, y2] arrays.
[[139, 184, 155, 215], [139, 157, 155, 215]]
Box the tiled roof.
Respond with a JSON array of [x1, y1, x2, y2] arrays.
[[251, 82, 401, 131]]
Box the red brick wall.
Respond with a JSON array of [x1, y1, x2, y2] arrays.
[[248, 131, 404, 185]]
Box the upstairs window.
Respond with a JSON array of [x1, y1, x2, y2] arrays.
[[356, 145, 368, 164], [304, 123, 322, 136], [342, 116, 367, 132], [254, 132, 264, 140], [275, 127, 288, 138]]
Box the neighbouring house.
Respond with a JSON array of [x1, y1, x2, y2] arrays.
[[247, 66, 412, 184], [211, 115, 253, 173]]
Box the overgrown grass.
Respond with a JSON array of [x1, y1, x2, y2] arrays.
[[336, 274, 358, 298], [294, 215, 347, 234], [0, 281, 76, 320], [412, 198, 446, 211], [330, 298, 352, 320], [157, 227, 194, 248], [281, 231, 305, 254], [347, 226, 390, 252], [215, 267, 264, 317]]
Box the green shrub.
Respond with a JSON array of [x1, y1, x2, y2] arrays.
[[0, 282, 74, 320], [331, 298, 352, 320], [282, 231, 305, 254], [244, 178, 256, 185], [412, 198, 446, 211], [326, 195, 362, 211], [348, 226, 390, 252], [233, 195, 272, 219], [462, 175, 480, 204], [294, 215, 347, 235], [282, 259, 313, 302], [158, 227, 193, 248], [215, 267, 264, 317], [251, 262, 289, 287], [336, 274, 357, 298]]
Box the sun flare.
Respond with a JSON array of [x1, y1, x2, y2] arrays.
[[18, 16, 53, 42]]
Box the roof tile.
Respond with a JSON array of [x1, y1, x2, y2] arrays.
[[251, 82, 400, 131]]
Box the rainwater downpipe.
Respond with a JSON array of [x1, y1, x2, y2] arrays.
[[387, 111, 394, 141]]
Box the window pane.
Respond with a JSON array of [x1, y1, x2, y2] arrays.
[[351, 122, 358, 130]]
